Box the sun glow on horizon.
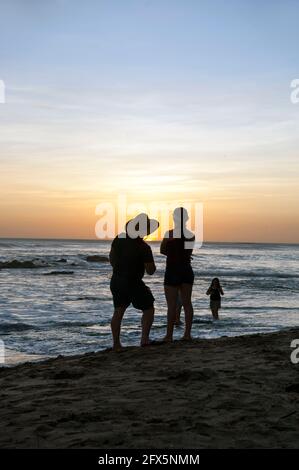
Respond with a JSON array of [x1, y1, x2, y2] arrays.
[[0, 0, 298, 243]]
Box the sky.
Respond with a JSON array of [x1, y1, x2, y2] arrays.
[[0, 0, 298, 242]]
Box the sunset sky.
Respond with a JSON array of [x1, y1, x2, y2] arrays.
[[0, 0, 298, 242]]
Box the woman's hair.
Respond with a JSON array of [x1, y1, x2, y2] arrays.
[[173, 207, 189, 246], [173, 207, 189, 225], [211, 277, 221, 288]]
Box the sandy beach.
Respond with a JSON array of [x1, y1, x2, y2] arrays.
[[0, 328, 299, 449]]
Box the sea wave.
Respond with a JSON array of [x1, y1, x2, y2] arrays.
[[46, 320, 100, 328], [0, 242, 16, 248], [44, 271, 74, 276], [223, 306, 299, 311], [65, 296, 109, 301], [0, 259, 50, 269], [194, 269, 298, 279], [0, 322, 37, 333]]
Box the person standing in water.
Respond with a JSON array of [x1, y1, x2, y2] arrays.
[[160, 207, 195, 342], [206, 277, 224, 320], [109, 213, 159, 350]]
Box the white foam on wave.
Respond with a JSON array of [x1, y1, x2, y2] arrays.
[[1, 348, 50, 367]]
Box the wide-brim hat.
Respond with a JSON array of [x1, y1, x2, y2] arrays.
[[126, 213, 159, 238]]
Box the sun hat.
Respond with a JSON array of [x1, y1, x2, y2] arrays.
[[126, 213, 159, 239]]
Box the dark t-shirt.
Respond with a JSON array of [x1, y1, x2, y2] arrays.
[[110, 235, 154, 282]]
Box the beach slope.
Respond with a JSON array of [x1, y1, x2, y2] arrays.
[[0, 328, 299, 448]]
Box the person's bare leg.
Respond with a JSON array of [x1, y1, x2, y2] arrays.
[[164, 286, 179, 342], [175, 304, 182, 326], [180, 283, 193, 340], [111, 306, 126, 350], [213, 307, 219, 320], [141, 307, 154, 346], [175, 291, 183, 325]]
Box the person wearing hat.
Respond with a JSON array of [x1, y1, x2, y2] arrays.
[[160, 207, 195, 342], [109, 213, 159, 350]]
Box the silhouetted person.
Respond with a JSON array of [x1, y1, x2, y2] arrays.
[[206, 277, 224, 320], [109, 213, 159, 350], [160, 207, 195, 341]]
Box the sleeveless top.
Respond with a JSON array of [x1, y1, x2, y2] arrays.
[[165, 229, 194, 268]]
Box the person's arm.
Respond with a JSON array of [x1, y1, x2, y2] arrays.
[[220, 287, 224, 296], [109, 247, 116, 267], [160, 236, 168, 256], [145, 261, 156, 275], [144, 244, 156, 275], [206, 287, 211, 295]]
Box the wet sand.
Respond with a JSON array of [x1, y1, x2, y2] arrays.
[[0, 328, 299, 449]]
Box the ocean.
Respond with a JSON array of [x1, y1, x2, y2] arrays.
[[0, 238, 298, 365]]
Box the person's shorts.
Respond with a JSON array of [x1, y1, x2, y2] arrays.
[[164, 265, 194, 286], [210, 299, 221, 310], [110, 275, 155, 310]]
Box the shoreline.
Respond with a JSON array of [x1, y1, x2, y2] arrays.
[[0, 327, 299, 448], [0, 325, 297, 367], [0, 320, 299, 370], [0, 326, 294, 369]]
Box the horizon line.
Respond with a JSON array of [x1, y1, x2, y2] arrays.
[[0, 236, 298, 246]]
